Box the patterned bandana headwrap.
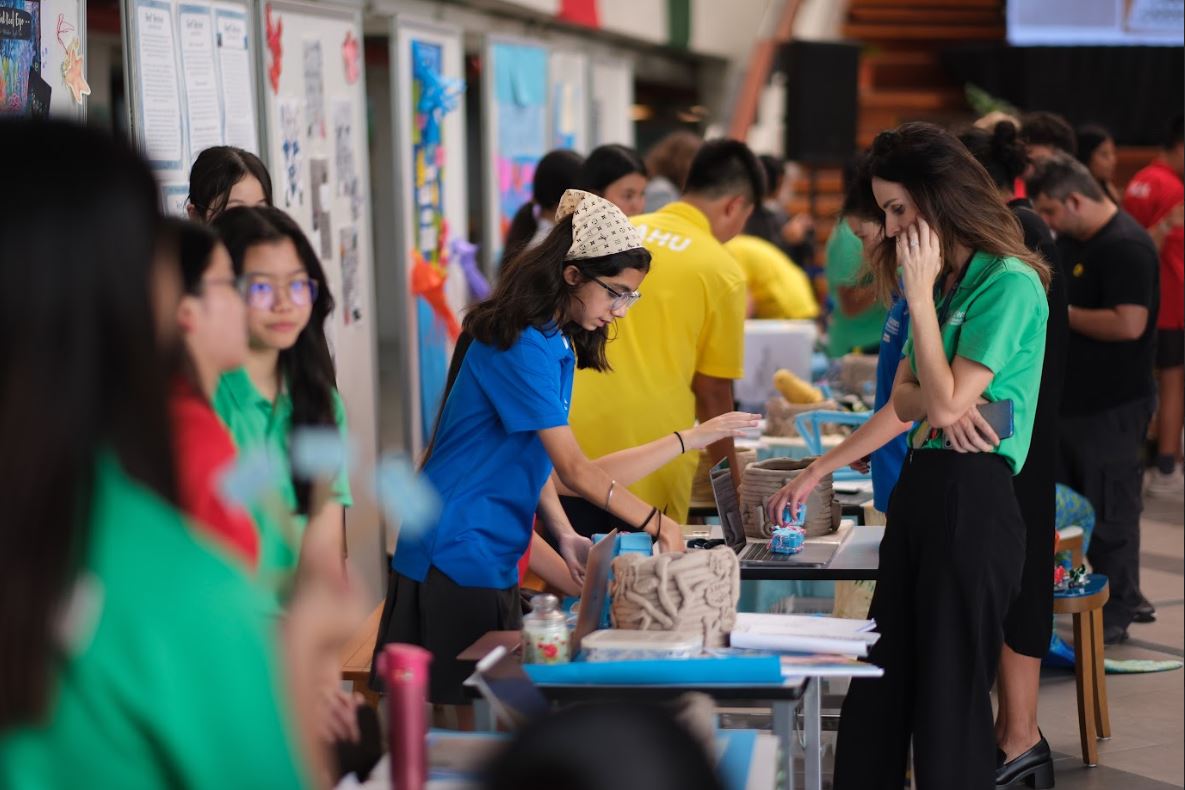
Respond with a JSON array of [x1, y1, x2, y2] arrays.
[[555, 189, 644, 261]]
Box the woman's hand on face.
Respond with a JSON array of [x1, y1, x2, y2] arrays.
[[556, 531, 593, 587], [942, 399, 999, 453], [898, 217, 943, 307], [766, 465, 822, 526], [684, 412, 761, 451]]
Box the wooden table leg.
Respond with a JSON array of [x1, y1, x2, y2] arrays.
[[1090, 608, 1112, 739], [1073, 611, 1099, 766]]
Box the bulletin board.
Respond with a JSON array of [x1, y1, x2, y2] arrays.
[[0, 0, 87, 119], [121, 0, 260, 212], [256, 0, 381, 587], [549, 49, 589, 152], [390, 15, 471, 455], [482, 34, 550, 271], [589, 57, 634, 148]]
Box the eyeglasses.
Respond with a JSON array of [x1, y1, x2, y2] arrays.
[[243, 276, 320, 310], [589, 276, 642, 312], [195, 275, 248, 299]]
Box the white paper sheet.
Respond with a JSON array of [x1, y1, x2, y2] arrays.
[[302, 39, 325, 139], [215, 8, 257, 152], [135, 0, 184, 166], [278, 97, 304, 207], [178, 4, 223, 162]]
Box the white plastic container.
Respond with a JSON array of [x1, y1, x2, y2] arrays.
[[580, 629, 704, 662]]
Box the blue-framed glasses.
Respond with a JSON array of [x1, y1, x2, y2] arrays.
[[244, 276, 319, 310]]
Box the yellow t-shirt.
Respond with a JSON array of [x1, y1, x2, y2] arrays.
[[569, 202, 747, 522], [725, 234, 820, 320]]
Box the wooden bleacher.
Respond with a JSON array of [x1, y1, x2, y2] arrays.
[[786, 0, 1158, 259]]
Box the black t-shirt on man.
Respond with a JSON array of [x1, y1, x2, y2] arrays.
[[1057, 210, 1160, 416]]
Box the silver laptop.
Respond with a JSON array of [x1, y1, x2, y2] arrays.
[[708, 458, 840, 568]]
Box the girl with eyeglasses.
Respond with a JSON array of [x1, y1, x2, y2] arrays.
[[0, 121, 308, 788], [211, 206, 351, 610], [159, 218, 260, 567], [375, 190, 697, 716]]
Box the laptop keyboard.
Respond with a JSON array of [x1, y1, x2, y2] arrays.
[[741, 543, 780, 562]]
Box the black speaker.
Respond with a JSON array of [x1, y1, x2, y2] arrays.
[[779, 40, 860, 166]]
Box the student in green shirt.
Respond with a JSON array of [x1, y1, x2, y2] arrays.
[[211, 207, 352, 609], [825, 158, 890, 358], [0, 121, 308, 789], [825, 123, 1052, 790]]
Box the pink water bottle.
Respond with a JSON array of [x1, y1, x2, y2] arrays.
[[378, 643, 433, 790]]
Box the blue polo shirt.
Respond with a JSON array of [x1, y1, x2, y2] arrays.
[[393, 325, 575, 589], [870, 298, 910, 512]]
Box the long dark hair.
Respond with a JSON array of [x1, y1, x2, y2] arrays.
[[957, 121, 1028, 192], [1074, 123, 1118, 202], [862, 122, 1051, 303], [579, 144, 647, 194], [158, 217, 225, 397], [467, 215, 650, 372], [0, 120, 176, 728], [189, 146, 274, 220], [503, 150, 584, 261], [213, 207, 337, 515]]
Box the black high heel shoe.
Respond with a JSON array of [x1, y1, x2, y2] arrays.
[[996, 734, 1054, 788]]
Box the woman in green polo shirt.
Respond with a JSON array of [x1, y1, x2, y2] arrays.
[[826, 124, 1052, 790], [0, 121, 307, 788], [211, 207, 352, 610]]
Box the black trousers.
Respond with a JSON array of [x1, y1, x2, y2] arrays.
[[835, 450, 1025, 790], [1004, 407, 1057, 657], [369, 568, 522, 705], [1057, 398, 1154, 631]]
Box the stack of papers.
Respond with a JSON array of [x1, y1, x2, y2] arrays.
[[729, 613, 879, 657]]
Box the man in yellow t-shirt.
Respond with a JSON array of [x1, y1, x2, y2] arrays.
[[569, 140, 766, 522], [725, 234, 820, 320]]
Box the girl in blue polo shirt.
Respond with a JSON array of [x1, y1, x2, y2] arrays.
[[376, 191, 690, 710]]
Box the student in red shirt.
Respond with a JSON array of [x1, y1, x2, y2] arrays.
[[159, 218, 260, 566], [1123, 115, 1185, 496]]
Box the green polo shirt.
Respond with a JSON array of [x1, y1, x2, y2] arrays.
[[0, 455, 308, 789], [214, 368, 352, 608], [904, 251, 1048, 474], [825, 219, 889, 358]]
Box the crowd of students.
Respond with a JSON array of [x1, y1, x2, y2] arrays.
[[0, 102, 1180, 789]]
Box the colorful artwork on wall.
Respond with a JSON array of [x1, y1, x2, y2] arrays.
[[409, 38, 464, 443], [491, 42, 547, 264]]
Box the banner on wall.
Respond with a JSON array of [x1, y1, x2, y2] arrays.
[[409, 37, 462, 444], [1, 0, 88, 118], [122, 0, 259, 211], [484, 38, 549, 269], [392, 17, 473, 454], [549, 49, 588, 152]]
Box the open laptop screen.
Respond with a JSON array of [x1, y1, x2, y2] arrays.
[[709, 458, 747, 550]]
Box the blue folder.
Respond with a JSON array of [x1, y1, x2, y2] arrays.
[[522, 654, 784, 686]]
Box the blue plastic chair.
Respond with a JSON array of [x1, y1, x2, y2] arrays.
[[793, 410, 872, 482]]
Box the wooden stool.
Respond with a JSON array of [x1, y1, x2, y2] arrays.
[[339, 602, 385, 709], [1053, 574, 1111, 766]]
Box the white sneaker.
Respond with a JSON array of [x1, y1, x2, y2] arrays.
[[1145, 467, 1185, 498]]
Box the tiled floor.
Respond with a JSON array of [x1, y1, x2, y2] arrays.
[[1040, 489, 1184, 789]]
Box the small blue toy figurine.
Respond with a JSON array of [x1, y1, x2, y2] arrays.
[[771, 526, 806, 555]]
